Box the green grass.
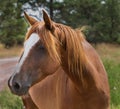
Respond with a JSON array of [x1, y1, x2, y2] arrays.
[[97, 44, 120, 109], [103, 59, 120, 109], [0, 89, 23, 109]]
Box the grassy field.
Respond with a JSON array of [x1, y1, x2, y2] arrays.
[[95, 44, 120, 109], [0, 44, 22, 58], [0, 89, 23, 109], [0, 43, 120, 109]]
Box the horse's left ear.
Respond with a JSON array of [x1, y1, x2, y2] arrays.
[[42, 10, 53, 30], [24, 11, 38, 25]]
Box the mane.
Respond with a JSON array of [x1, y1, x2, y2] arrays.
[[25, 22, 87, 86], [55, 24, 86, 85]]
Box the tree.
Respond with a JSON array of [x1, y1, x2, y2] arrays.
[[87, 0, 120, 43], [18, 0, 120, 44], [105, 0, 120, 43], [0, 0, 27, 48]]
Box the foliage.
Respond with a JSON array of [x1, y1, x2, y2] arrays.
[[0, 89, 23, 109], [0, 0, 120, 46], [18, 0, 120, 44], [0, 0, 27, 48]]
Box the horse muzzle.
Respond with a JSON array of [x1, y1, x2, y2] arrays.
[[8, 75, 30, 96]]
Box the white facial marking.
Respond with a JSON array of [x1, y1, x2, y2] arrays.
[[16, 33, 40, 73]]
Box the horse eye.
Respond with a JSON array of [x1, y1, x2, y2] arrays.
[[38, 45, 45, 50]]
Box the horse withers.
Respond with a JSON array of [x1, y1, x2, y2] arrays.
[[8, 10, 110, 109]]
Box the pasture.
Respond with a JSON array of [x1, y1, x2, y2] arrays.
[[0, 44, 22, 58], [0, 43, 120, 109]]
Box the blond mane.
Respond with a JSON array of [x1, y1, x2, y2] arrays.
[[55, 24, 86, 85]]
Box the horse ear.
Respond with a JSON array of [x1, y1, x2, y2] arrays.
[[42, 10, 53, 30], [24, 11, 38, 25]]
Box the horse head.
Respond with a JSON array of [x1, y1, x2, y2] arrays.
[[8, 10, 61, 96]]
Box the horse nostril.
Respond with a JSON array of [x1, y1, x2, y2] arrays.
[[13, 82, 21, 91]]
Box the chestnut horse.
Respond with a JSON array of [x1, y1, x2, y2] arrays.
[[8, 10, 110, 109]]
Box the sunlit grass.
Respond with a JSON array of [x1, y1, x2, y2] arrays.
[[111, 104, 120, 109], [96, 43, 120, 64], [0, 44, 22, 58], [0, 88, 23, 109], [103, 59, 120, 109], [96, 43, 120, 109]]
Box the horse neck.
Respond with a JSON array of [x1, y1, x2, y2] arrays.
[[61, 55, 103, 91], [60, 38, 103, 91]]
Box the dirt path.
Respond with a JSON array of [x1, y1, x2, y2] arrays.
[[0, 57, 18, 91]]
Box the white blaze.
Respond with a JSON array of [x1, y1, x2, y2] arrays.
[[8, 33, 40, 87], [16, 33, 40, 73]]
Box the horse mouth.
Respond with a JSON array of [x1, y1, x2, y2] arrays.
[[11, 87, 29, 96]]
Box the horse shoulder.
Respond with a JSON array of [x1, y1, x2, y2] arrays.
[[81, 40, 110, 99], [82, 41, 109, 84]]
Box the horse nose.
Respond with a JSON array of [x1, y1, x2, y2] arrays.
[[8, 76, 22, 92]]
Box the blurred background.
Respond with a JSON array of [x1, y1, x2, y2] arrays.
[[0, 0, 120, 109], [0, 0, 120, 48]]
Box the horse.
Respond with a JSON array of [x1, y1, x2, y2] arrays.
[[8, 10, 110, 109]]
